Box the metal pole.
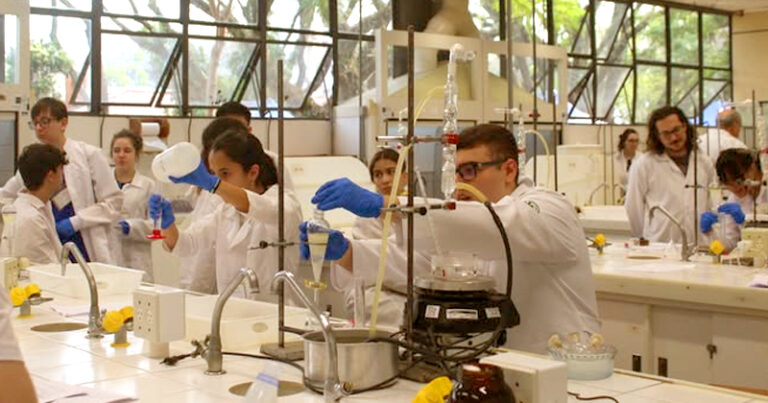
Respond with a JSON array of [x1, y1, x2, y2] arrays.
[[405, 25, 415, 364], [506, 0, 514, 132], [531, 0, 538, 184], [277, 59, 286, 348], [693, 105, 699, 249]]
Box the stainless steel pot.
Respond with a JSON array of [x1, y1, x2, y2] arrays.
[[303, 328, 398, 391]]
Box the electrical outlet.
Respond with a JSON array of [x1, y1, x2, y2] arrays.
[[480, 351, 568, 403], [133, 284, 185, 343]]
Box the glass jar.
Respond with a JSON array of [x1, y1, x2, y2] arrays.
[[449, 363, 514, 403]]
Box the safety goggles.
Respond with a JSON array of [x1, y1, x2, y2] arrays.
[[455, 158, 507, 181]]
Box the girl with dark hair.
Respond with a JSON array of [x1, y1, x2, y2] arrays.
[[109, 129, 157, 280], [149, 131, 302, 301], [352, 148, 408, 240], [615, 128, 641, 188]]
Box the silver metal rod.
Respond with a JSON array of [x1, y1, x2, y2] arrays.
[[405, 25, 415, 365], [277, 59, 286, 348], [375, 135, 442, 144], [693, 106, 699, 249], [60, 242, 102, 339], [506, 0, 514, 133]]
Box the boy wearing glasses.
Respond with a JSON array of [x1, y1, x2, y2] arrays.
[[700, 149, 766, 251], [625, 105, 715, 244], [0, 98, 123, 263], [301, 124, 600, 354]]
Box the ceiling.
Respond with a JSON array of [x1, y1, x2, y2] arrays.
[[666, 0, 768, 14]]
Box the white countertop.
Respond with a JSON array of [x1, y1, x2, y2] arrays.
[[590, 244, 768, 313], [11, 290, 768, 402]]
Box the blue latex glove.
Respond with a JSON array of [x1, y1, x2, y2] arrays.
[[311, 178, 384, 218], [118, 220, 130, 235], [700, 211, 718, 234], [169, 159, 220, 192], [148, 194, 175, 229], [718, 202, 746, 225], [56, 218, 76, 239], [298, 221, 349, 261]]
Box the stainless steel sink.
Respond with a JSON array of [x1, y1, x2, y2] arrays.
[[31, 322, 88, 332], [228, 380, 304, 397]]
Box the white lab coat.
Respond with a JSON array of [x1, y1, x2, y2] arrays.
[[0, 139, 123, 263], [625, 151, 715, 244], [346, 216, 408, 327], [171, 186, 302, 301], [614, 151, 639, 190], [11, 192, 62, 264], [713, 187, 768, 251], [109, 170, 156, 281], [0, 288, 22, 361], [698, 131, 747, 166], [178, 188, 221, 294], [338, 177, 601, 354]]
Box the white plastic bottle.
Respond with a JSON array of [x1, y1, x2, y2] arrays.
[[244, 362, 280, 403], [151, 142, 200, 183]]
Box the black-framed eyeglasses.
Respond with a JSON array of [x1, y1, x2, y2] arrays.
[[455, 158, 507, 180], [27, 117, 58, 130]]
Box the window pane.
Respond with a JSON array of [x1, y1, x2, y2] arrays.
[[30, 15, 91, 111], [338, 0, 392, 36], [611, 71, 633, 124], [553, 0, 589, 52], [187, 24, 259, 39], [671, 68, 699, 119], [31, 0, 91, 12], [703, 13, 729, 68], [595, 1, 629, 62], [2, 14, 19, 84], [670, 9, 698, 66], [337, 39, 374, 104], [636, 64, 666, 123], [266, 44, 330, 110], [190, 1, 258, 26], [103, 0, 180, 19], [188, 39, 257, 105], [269, 0, 329, 32], [468, 0, 499, 40], [510, 0, 548, 44], [596, 64, 631, 118], [101, 34, 177, 104], [634, 3, 665, 62]]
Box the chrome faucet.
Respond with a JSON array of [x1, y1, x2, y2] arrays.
[[60, 242, 103, 338], [586, 183, 623, 206], [649, 205, 693, 261], [271, 271, 345, 403], [204, 267, 260, 375]]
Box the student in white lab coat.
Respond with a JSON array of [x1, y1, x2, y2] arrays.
[[109, 130, 157, 280], [12, 144, 67, 264], [0, 289, 37, 402], [150, 130, 302, 301], [625, 106, 715, 244], [0, 98, 123, 263], [304, 124, 601, 354], [614, 128, 640, 190], [700, 149, 762, 251]]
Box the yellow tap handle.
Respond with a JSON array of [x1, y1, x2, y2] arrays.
[[9, 287, 26, 307], [24, 283, 41, 298], [119, 306, 134, 321], [594, 233, 606, 247], [102, 310, 125, 333], [709, 240, 725, 257]]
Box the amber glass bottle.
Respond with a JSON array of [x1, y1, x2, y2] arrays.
[[449, 363, 514, 402]]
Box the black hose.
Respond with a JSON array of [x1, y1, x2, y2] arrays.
[[483, 201, 513, 298]]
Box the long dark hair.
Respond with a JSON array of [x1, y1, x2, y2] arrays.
[[617, 128, 638, 152], [211, 130, 278, 189], [368, 148, 404, 181], [111, 129, 143, 157], [646, 106, 694, 155]]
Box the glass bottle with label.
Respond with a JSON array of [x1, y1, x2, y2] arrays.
[[449, 363, 514, 403]]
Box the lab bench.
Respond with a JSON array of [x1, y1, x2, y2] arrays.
[[11, 289, 768, 402], [591, 247, 768, 390]]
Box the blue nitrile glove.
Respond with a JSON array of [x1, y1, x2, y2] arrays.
[[148, 194, 175, 229], [700, 211, 718, 234], [718, 202, 746, 225], [56, 218, 76, 239], [311, 178, 384, 218], [169, 159, 220, 193], [298, 221, 350, 261], [118, 220, 130, 235]]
